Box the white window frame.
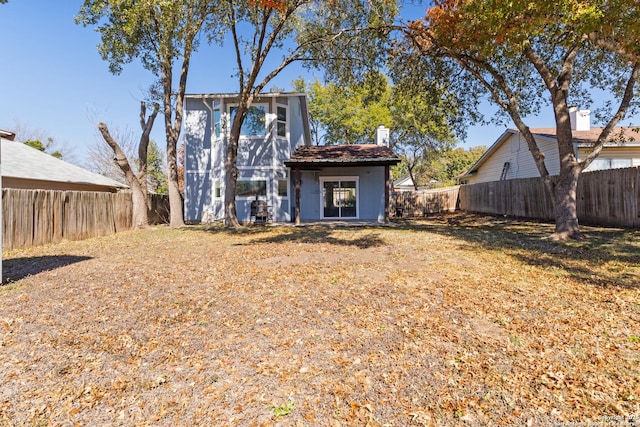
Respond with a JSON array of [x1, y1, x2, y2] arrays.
[[319, 176, 360, 220], [213, 179, 222, 199], [275, 104, 288, 139], [276, 176, 289, 200]]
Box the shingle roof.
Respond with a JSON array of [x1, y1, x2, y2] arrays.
[[529, 127, 640, 145], [1, 138, 128, 190], [285, 144, 400, 168]]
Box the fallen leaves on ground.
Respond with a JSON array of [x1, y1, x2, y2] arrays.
[[1, 213, 638, 426]]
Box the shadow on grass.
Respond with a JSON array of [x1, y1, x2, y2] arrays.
[[2, 255, 94, 284], [391, 213, 640, 289], [189, 223, 387, 249]]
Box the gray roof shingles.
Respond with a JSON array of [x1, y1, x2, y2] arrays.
[[1, 138, 127, 189]]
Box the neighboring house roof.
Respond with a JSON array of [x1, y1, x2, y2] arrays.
[[460, 126, 640, 178], [393, 174, 415, 187], [0, 129, 16, 141], [1, 138, 128, 191], [284, 144, 401, 168]]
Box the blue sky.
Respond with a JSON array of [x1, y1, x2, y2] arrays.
[[1, 1, 635, 168]]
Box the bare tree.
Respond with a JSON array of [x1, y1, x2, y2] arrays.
[[97, 102, 159, 229]]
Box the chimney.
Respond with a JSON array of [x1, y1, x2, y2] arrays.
[[569, 107, 590, 131], [375, 124, 390, 146]]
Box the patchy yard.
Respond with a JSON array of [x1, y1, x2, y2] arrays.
[[1, 214, 639, 426]]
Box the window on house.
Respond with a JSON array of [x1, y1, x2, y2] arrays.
[[236, 180, 267, 197], [214, 180, 221, 198], [213, 109, 221, 138], [277, 179, 288, 197], [276, 106, 287, 138], [320, 178, 358, 219], [230, 105, 266, 136], [588, 158, 632, 171]]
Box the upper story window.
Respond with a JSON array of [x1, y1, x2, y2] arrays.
[[229, 105, 266, 137], [276, 106, 287, 138], [213, 108, 221, 138]]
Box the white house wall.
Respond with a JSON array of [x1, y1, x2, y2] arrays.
[[468, 133, 561, 184], [579, 146, 640, 170]]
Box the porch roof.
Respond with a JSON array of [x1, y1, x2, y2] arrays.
[[285, 144, 400, 169]]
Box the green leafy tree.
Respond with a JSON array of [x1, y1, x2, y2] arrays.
[[296, 72, 457, 189], [405, 0, 640, 240], [295, 72, 392, 145], [424, 146, 487, 187], [77, 1, 221, 228], [146, 140, 168, 195], [24, 138, 63, 159]]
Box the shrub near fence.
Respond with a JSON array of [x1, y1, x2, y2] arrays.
[[459, 166, 640, 228], [391, 186, 460, 217], [2, 189, 170, 251]]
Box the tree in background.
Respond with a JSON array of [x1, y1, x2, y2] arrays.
[[405, 0, 640, 240], [294, 72, 393, 145], [97, 102, 159, 229], [295, 71, 458, 189], [24, 138, 63, 159], [86, 130, 167, 195], [77, 1, 221, 228]]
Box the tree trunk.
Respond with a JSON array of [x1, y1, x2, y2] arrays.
[[166, 135, 184, 227], [131, 186, 149, 229], [224, 116, 243, 228], [550, 165, 581, 241], [97, 122, 149, 229]]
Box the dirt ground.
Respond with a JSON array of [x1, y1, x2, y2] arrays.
[[1, 214, 639, 426]]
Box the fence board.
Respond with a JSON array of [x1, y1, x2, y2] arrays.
[[391, 186, 460, 217], [459, 167, 640, 228], [2, 189, 170, 251]]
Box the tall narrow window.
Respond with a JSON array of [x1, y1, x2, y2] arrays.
[[276, 106, 287, 137], [213, 108, 221, 138], [277, 179, 288, 197]]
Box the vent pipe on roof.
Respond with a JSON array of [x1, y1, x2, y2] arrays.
[[375, 125, 390, 147], [569, 106, 590, 131]]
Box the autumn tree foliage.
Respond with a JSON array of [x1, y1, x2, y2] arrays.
[[405, 0, 640, 240]]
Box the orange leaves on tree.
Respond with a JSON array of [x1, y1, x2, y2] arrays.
[[249, 0, 287, 13]]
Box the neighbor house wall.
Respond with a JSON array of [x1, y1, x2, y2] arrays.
[[467, 133, 561, 184], [579, 145, 640, 171]]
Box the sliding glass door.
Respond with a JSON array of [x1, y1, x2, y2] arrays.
[[320, 177, 358, 219]]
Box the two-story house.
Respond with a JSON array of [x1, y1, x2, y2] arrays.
[[183, 92, 400, 224]]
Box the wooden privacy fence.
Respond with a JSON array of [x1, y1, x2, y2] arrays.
[[391, 186, 460, 217], [458, 167, 640, 228], [2, 189, 170, 251]]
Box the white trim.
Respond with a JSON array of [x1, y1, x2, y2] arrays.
[[275, 176, 290, 200], [319, 176, 360, 220]]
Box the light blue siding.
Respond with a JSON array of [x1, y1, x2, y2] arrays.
[[183, 94, 307, 223], [298, 166, 388, 222]]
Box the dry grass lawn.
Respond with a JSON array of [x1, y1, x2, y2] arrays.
[[1, 213, 639, 426]]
